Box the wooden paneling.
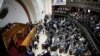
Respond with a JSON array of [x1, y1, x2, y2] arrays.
[[1, 23, 38, 52], [2, 23, 27, 49]]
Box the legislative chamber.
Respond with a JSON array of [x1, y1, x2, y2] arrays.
[[0, 0, 100, 56]]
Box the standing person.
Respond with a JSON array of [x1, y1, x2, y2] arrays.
[[69, 34, 75, 55], [35, 34, 39, 43], [25, 49, 35, 56], [51, 51, 58, 56], [42, 21, 46, 34], [39, 50, 51, 56], [34, 40, 38, 49]]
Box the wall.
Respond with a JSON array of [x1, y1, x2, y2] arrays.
[[0, 0, 3, 9], [43, 0, 52, 15], [10, 0, 52, 24], [21, 0, 44, 24], [0, 0, 28, 27], [22, 0, 37, 24], [21, 0, 52, 23], [0, 0, 52, 27], [31, 0, 44, 23], [35, 0, 45, 22]]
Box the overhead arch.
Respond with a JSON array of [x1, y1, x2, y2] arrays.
[[16, 0, 32, 24], [0, 0, 29, 27], [16, 0, 44, 24], [16, 0, 37, 24]]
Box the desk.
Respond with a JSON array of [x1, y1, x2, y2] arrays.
[[21, 25, 37, 48], [2, 23, 27, 49]]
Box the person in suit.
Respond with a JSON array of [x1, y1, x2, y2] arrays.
[[34, 41, 38, 49], [43, 50, 51, 56]]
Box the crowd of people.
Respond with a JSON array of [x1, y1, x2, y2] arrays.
[[24, 14, 91, 56], [70, 12, 100, 43], [88, 14, 100, 40], [36, 15, 90, 56]]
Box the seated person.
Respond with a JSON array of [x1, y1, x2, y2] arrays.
[[50, 43, 58, 51], [42, 38, 52, 49], [50, 37, 60, 51], [59, 43, 69, 53], [25, 48, 35, 56]]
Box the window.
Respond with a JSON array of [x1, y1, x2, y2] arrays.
[[53, 0, 66, 5]]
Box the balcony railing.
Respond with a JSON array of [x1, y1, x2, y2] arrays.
[[66, 1, 100, 11]]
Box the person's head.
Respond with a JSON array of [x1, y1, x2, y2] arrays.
[[29, 45, 32, 50], [29, 49, 32, 52]]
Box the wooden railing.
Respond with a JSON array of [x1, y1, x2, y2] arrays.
[[66, 1, 100, 12], [21, 25, 37, 48]]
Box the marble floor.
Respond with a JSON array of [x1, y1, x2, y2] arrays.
[[32, 30, 74, 56]]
